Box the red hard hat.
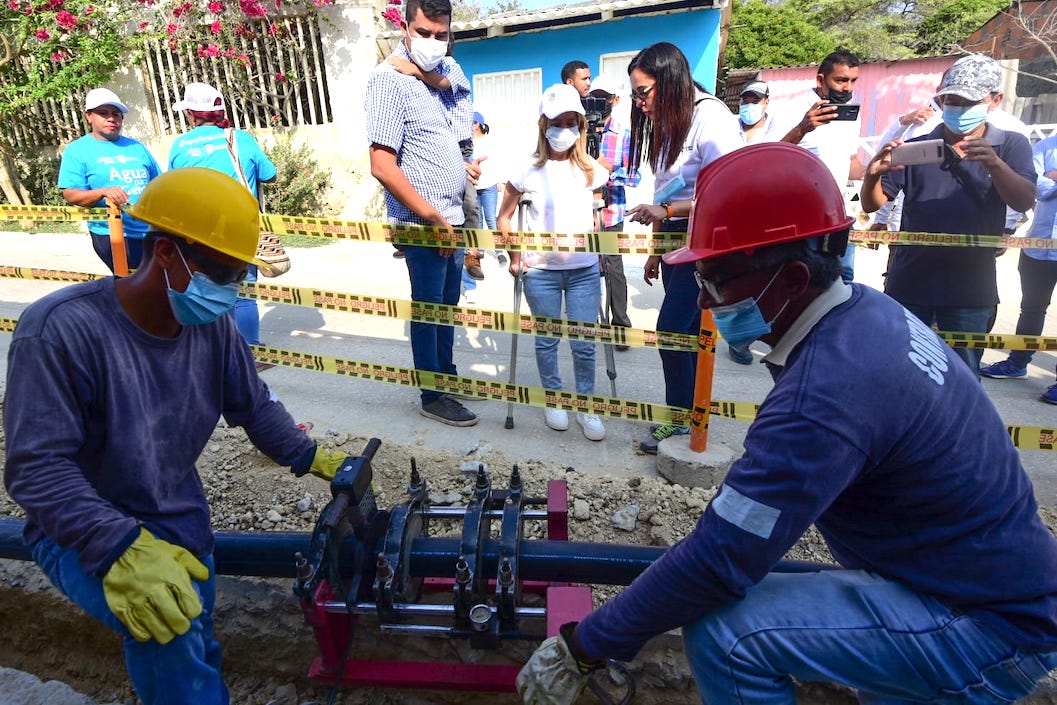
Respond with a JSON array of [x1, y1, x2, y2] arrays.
[[663, 143, 854, 265]]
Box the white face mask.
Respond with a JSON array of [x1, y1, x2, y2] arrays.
[[546, 126, 579, 153], [408, 37, 447, 72]]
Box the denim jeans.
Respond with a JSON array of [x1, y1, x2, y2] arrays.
[[477, 185, 498, 229], [32, 535, 228, 705], [1008, 252, 1057, 369], [658, 229, 702, 409], [901, 303, 996, 377], [232, 265, 260, 345], [403, 245, 462, 404], [522, 265, 600, 394], [683, 569, 1057, 705], [839, 242, 856, 283], [92, 233, 144, 273]]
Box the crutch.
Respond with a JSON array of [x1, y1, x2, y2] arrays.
[[594, 199, 618, 397], [505, 195, 532, 429]]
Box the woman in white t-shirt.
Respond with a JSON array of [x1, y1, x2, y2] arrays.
[[497, 84, 609, 441]]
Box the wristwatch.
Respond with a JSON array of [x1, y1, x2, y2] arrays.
[[661, 199, 674, 220]]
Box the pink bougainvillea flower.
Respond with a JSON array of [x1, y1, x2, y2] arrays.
[[55, 10, 76, 28], [210, 20, 221, 33], [208, 0, 223, 11], [51, 50, 67, 61], [275, 72, 286, 82], [8, 0, 20, 9], [166, 21, 178, 34], [34, 27, 50, 39]]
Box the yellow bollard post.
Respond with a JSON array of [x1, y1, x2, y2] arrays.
[[108, 202, 129, 276], [689, 309, 716, 452]]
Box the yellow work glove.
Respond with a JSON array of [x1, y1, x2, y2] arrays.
[[308, 447, 348, 481], [517, 622, 601, 705], [102, 527, 209, 644]]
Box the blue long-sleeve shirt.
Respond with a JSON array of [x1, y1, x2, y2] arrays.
[[578, 283, 1057, 661], [1027, 133, 1057, 262], [3, 278, 315, 575]]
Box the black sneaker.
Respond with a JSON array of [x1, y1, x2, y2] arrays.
[[420, 396, 479, 426], [639, 423, 690, 454]]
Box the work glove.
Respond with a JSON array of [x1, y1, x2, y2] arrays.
[[102, 527, 210, 644], [517, 622, 603, 705], [308, 446, 348, 481]]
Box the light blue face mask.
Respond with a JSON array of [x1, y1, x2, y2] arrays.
[[941, 102, 988, 135], [710, 266, 789, 350], [739, 103, 764, 126], [165, 248, 241, 326]]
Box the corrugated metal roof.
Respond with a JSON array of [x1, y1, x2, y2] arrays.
[[378, 0, 723, 40]]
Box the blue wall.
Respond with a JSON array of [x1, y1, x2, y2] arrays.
[[454, 9, 722, 94]]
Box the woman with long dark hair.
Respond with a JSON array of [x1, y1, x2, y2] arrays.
[[624, 42, 743, 453]]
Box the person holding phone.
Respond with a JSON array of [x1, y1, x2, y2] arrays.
[[860, 54, 1036, 378], [779, 50, 865, 282]]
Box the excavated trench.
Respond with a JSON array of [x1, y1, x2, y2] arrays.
[[2, 412, 1056, 704]]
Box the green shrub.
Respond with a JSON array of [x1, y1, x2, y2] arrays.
[[261, 134, 331, 218], [0, 151, 65, 207]]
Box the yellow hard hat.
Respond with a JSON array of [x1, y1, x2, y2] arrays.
[[127, 167, 274, 273]]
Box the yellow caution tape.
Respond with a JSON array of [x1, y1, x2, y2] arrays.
[[6, 204, 1053, 253], [938, 331, 1057, 351], [850, 229, 1057, 250], [0, 314, 1050, 451], [0, 265, 102, 283]]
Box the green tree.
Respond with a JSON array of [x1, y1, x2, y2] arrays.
[[915, 0, 1008, 54], [727, 0, 835, 69]]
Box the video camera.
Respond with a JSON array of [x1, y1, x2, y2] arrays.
[[581, 96, 607, 159]]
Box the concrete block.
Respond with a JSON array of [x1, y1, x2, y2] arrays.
[[655, 435, 737, 488]]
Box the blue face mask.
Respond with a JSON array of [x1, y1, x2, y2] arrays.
[[165, 248, 241, 326], [941, 102, 988, 135], [709, 266, 789, 350], [739, 103, 764, 126]]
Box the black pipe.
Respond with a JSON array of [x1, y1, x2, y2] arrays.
[[0, 517, 833, 583]]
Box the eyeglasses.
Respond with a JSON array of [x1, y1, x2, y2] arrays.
[[173, 239, 248, 285], [629, 84, 655, 103], [90, 109, 124, 119], [694, 267, 769, 304]]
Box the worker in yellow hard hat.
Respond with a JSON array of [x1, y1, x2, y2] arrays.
[[3, 167, 345, 704]]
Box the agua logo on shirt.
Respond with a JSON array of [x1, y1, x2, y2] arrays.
[[904, 309, 948, 386], [109, 166, 149, 185]]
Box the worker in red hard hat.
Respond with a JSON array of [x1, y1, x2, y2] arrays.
[[517, 142, 1057, 705], [3, 167, 349, 704]]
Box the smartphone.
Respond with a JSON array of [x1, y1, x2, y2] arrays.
[[828, 103, 860, 121], [890, 139, 945, 167]]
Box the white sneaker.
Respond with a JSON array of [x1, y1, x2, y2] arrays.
[[544, 408, 569, 431], [577, 413, 605, 441]]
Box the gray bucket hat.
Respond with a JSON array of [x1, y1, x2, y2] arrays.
[[935, 55, 1002, 102]]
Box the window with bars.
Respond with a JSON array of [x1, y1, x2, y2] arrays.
[[143, 13, 333, 134]]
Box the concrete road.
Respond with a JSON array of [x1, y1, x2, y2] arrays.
[[0, 230, 1053, 504]]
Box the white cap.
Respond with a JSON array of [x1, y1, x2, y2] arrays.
[[85, 88, 128, 114], [740, 80, 769, 98], [589, 75, 621, 97], [539, 84, 585, 119], [172, 82, 226, 112]]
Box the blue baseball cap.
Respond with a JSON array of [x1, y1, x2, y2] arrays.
[[473, 111, 486, 126]]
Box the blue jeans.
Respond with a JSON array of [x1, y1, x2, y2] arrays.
[[477, 185, 498, 229], [1009, 252, 1057, 369], [840, 242, 856, 283], [658, 251, 701, 409], [32, 535, 228, 705], [522, 265, 600, 394], [232, 265, 260, 345], [901, 303, 996, 377], [683, 569, 1057, 705], [403, 245, 462, 404]]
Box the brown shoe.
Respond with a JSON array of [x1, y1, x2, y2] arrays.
[[464, 249, 485, 280]]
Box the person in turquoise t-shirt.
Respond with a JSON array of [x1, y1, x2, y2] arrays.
[[58, 88, 162, 272], [168, 82, 277, 353]]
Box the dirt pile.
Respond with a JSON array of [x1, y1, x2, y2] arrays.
[[2, 409, 1056, 704]]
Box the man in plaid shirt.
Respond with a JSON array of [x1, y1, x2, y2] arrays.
[[590, 75, 641, 347]]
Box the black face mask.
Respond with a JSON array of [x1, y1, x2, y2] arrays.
[[827, 88, 854, 104]]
